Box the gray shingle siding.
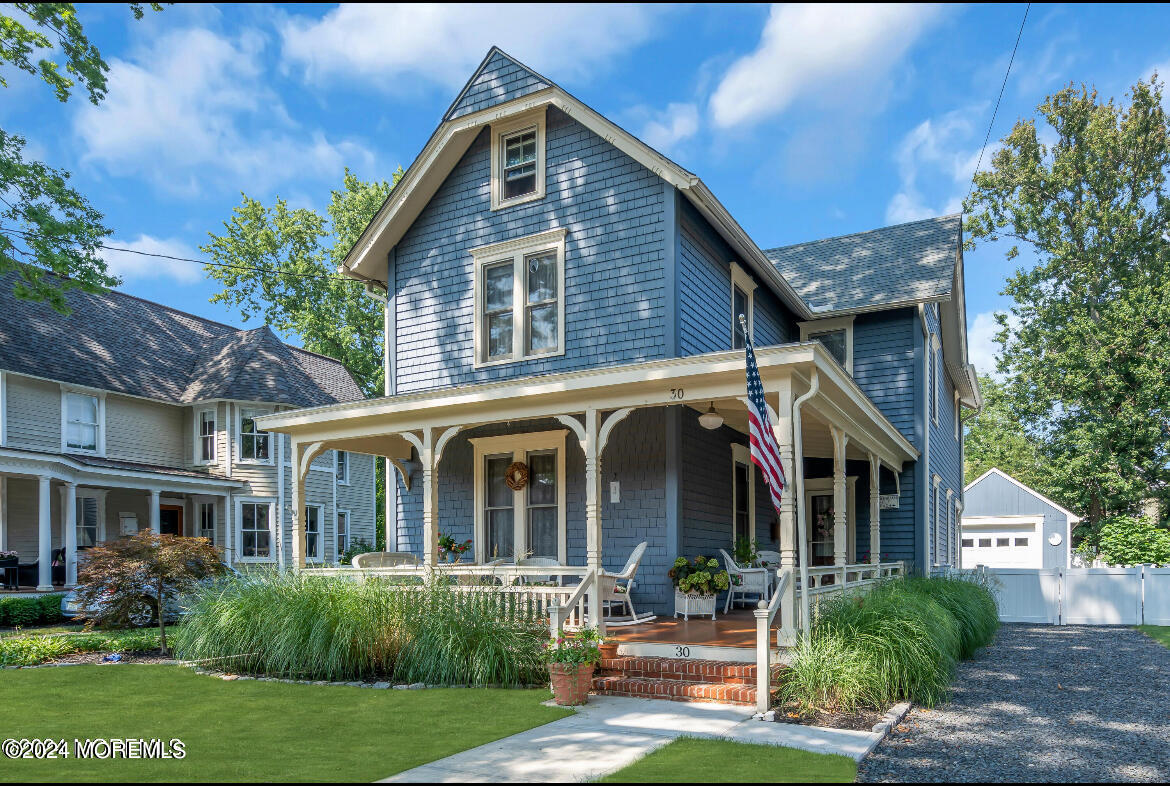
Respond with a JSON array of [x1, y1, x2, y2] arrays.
[[393, 107, 668, 393], [446, 50, 551, 121]]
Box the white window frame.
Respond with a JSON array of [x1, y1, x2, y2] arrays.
[[305, 504, 324, 563], [236, 498, 276, 563], [931, 334, 941, 426], [69, 488, 107, 547], [798, 315, 855, 374], [490, 108, 547, 211], [61, 388, 105, 456], [471, 228, 567, 368], [335, 450, 350, 485], [730, 262, 757, 349], [195, 407, 217, 465], [471, 430, 567, 564], [730, 443, 756, 547], [196, 499, 216, 545], [237, 406, 273, 465], [932, 474, 942, 566], [336, 508, 351, 559]]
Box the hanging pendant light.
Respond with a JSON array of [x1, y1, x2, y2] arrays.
[[698, 401, 724, 430]]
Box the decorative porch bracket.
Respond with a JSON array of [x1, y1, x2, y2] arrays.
[[399, 426, 464, 567]]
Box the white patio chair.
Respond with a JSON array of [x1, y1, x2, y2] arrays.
[[719, 549, 769, 613], [598, 541, 648, 620], [516, 556, 561, 586], [352, 551, 419, 569]]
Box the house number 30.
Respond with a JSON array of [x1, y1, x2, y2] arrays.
[[670, 388, 685, 400], [674, 646, 691, 658]]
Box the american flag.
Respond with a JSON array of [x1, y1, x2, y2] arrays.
[[742, 317, 787, 514]]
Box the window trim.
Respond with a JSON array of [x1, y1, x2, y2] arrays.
[[471, 430, 567, 564], [490, 108, 547, 210], [60, 388, 105, 456], [68, 487, 108, 547], [235, 497, 276, 563], [730, 443, 756, 547], [730, 262, 757, 348], [335, 450, 350, 485], [932, 474, 941, 566], [798, 315, 855, 374], [304, 503, 325, 563], [336, 508, 351, 560], [195, 407, 217, 465], [471, 228, 567, 368], [237, 406, 273, 465], [196, 498, 217, 545]]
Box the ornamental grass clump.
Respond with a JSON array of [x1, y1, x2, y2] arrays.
[[904, 574, 999, 658]]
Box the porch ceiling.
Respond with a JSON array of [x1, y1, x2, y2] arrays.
[[257, 342, 919, 471]]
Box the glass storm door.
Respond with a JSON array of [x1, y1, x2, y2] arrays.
[[808, 493, 835, 566]]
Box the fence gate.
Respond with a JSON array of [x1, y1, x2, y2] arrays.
[[985, 566, 1167, 625]]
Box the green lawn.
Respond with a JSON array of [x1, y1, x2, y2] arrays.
[[0, 623, 85, 637], [1137, 625, 1170, 648], [599, 737, 857, 783], [2, 665, 569, 782]]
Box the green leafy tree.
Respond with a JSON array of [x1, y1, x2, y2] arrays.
[[0, 3, 162, 311], [1085, 515, 1170, 566], [962, 375, 1058, 499], [964, 76, 1170, 528]]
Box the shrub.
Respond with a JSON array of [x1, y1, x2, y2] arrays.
[[173, 570, 548, 686], [1095, 515, 1170, 566], [0, 594, 65, 628], [338, 539, 375, 566], [778, 575, 998, 713], [0, 627, 162, 666]]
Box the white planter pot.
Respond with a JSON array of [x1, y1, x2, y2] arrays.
[[674, 591, 717, 621]]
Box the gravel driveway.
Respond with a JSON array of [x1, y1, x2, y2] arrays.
[[858, 624, 1170, 783]]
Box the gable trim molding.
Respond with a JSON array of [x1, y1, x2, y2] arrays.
[[964, 467, 1082, 523]]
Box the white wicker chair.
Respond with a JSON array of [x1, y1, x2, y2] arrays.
[[719, 549, 769, 613], [351, 551, 419, 569], [598, 541, 648, 620]]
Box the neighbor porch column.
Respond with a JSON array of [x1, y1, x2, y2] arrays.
[[868, 455, 881, 565], [64, 481, 77, 587], [831, 426, 848, 567], [147, 489, 161, 534], [37, 475, 52, 590], [291, 440, 306, 569], [421, 427, 439, 567]]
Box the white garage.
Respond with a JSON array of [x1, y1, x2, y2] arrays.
[[961, 515, 1043, 569]]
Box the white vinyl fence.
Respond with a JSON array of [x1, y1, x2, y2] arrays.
[[985, 566, 1169, 625]]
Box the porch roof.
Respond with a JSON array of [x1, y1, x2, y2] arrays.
[[257, 342, 919, 471]]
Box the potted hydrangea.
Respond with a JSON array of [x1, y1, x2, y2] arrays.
[[544, 627, 602, 706], [669, 555, 730, 620]]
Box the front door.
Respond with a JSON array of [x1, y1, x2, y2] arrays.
[[807, 492, 835, 566], [159, 504, 184, 537]]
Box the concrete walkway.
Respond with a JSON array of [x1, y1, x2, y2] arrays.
[[382, 696, 882, 783]]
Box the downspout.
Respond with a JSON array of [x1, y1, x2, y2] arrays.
[[792, 367, 819, 636], [918, 305, 931, 575]]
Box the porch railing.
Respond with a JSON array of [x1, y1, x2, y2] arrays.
[[548, 570, 597, 635], [754, 567, 793, 712]]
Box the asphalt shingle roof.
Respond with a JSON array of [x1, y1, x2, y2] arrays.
[[0, 272, 363, 407], [764, 214, 961, 314]]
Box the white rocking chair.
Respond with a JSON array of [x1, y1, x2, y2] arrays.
[[719, 549, 769, 613], [597, 541, 649, 623]]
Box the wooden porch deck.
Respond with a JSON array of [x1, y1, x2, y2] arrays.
[[605, 609, 781, 662]]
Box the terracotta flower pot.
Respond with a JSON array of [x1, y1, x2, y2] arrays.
[[548, 662, 595, 706], [598, 642, 619, 661]]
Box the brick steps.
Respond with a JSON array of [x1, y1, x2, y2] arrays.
[[591, 656, 784, 706]]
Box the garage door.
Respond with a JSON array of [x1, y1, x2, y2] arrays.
[[961, 515, 1043, 569]]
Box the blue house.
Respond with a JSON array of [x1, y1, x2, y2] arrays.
[[259, 49, 980, 635]]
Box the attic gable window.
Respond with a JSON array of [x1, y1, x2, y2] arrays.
[[490, 108, 546, 210], [798, 316, 855, 374], [472, 228, 567, 367]]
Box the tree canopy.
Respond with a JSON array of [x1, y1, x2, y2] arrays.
[[964, 76, 1170, 529]]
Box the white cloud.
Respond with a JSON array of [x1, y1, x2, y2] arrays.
[[99, 235, 204, 284], [709, 3, 945, 129], [280, 4, 665, 89], [75, 27, 376, 196], [637, 103, 700, 154], [886, 107, 984, 224]]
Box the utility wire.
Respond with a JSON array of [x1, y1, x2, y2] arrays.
[[0, 225, 360, 282], [965, 2, 1031, 205]]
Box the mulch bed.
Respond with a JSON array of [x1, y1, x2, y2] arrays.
[[45, 649, 176, 666], [773, 703, 884, 731]]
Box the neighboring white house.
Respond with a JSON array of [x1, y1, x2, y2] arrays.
[[961, 468, 1081, 569]]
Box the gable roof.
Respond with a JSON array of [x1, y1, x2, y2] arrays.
[[444, 49, 553, 121], [764, 214, 962, 315], [0, 272, 363, 408], [964, 467, 1082, 523]]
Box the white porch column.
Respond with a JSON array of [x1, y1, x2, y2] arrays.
[[291, 440, 306, 569], [831, 426, 848, 567], [769, 383, 797, 647], [37, 475, 52, 590], [148, 490, 161, 534], [421, 427, 439, 567], [64, 481, 78, 587], [583, 408, 602, 571], [868, 455, 881, 565], [0, 475, 7, 552]]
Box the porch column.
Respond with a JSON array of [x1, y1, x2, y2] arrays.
[[868, 455, 881, 565], [421, 427, 439, 567], [831, 426, 848, 567], [64, 482, 78, 587], [0, 475, 7, 552], [37, 475, 52, 590], [147, 490, 161, 534], [584, 408, 602, 571], [291, 440, 306, 568], [770, 384, 797, 647]]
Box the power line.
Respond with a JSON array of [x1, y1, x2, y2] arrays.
[[0, 225, 360, 282], [966, 2, 1031, 205]]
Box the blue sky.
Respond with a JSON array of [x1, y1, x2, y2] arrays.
[[6, 3, 1169, 375]]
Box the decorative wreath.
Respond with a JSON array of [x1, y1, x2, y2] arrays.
[[505, 461, 529, 491]]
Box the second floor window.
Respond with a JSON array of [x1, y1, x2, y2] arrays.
[[336, 450, 349, 484], [198, 409, 216, 462], [239, 408, 271, 462], [809, 329, 847, 366], [502, 129, 538, 200], [473, 229, 566, 366], [65, 392, 100, 452], [490, 109, 546, 210]]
